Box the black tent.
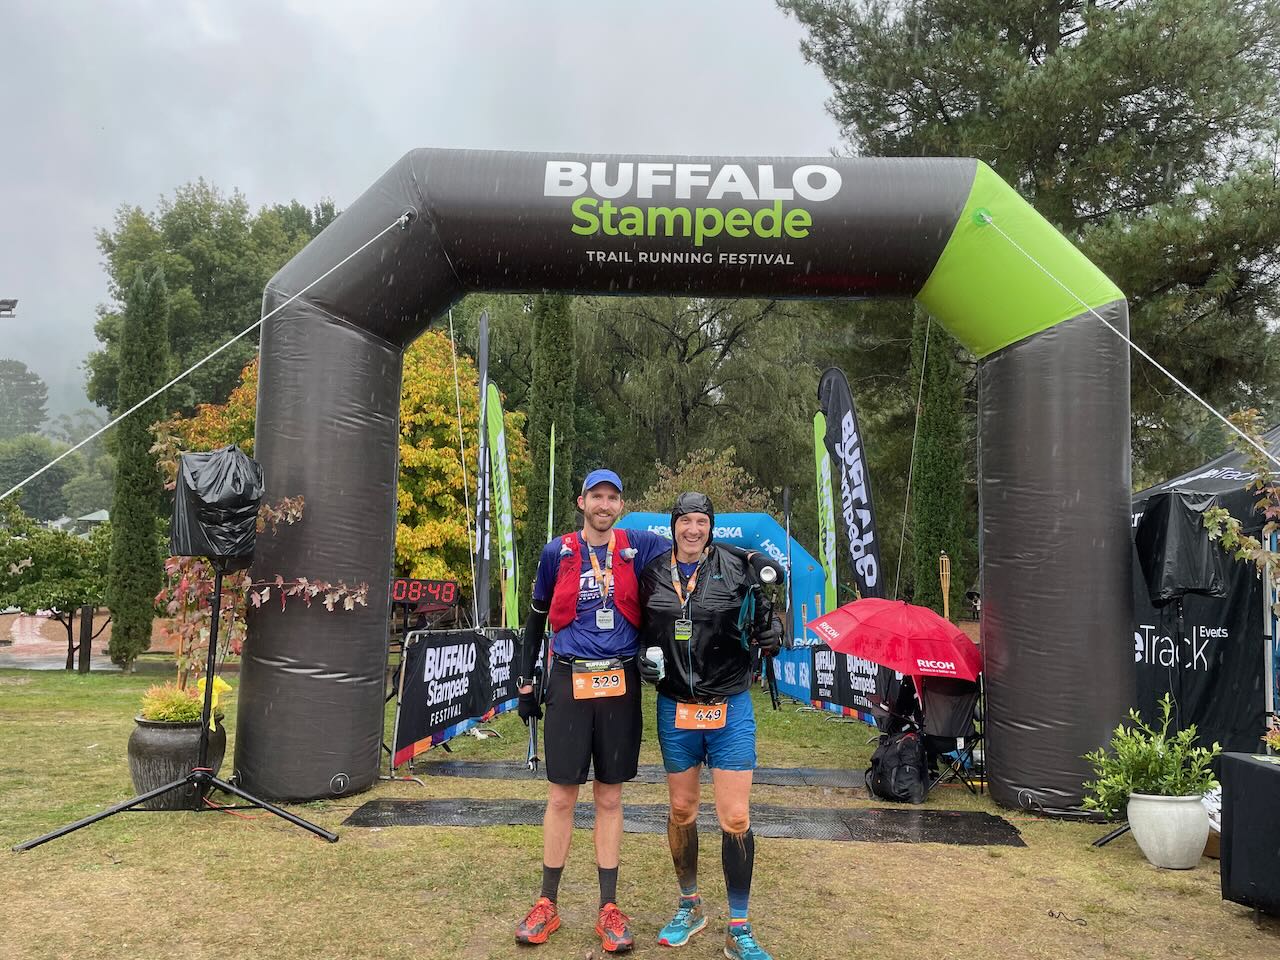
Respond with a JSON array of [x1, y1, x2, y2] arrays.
[[1131, 428, 1280, 752]]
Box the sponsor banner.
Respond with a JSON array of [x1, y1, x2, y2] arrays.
[[810, 644, 839, 704], [1131, 543, 1265, 754], [838, 653, 881, 714], [818, 367, 884, 600], [393, 629, 524, 766], [814, 412, 838, 614], [806, 643, 880, 717], [486, 382, 519, 628]]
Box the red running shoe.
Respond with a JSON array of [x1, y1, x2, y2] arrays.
[[595, 902, 635, 953], [515, 896, 561, 945]]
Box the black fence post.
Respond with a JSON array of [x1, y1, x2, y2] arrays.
[[78, 605, 93, 674]]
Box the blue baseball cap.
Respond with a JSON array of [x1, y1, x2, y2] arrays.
[[582, 468, 623, 493]]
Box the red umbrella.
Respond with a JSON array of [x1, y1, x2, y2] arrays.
[[807, 597, 982, 681]]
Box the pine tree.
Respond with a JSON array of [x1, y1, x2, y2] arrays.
[[782, 0, 1280, 485], [908, 315, 968, 615], [106, 266, 170, 669], [521, 295, 577, 599], [0, 359, 49, 439]]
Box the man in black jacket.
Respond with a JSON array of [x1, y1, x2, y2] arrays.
[[636, 492, 782, 960]]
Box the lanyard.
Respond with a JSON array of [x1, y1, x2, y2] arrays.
[[586, 532, 616, 609], [670, 550, 706, 611]]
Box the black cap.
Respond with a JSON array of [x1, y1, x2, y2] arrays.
[[671, 492, 715, 542]]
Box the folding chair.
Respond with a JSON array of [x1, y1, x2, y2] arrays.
[[919, 675, 984, 795]]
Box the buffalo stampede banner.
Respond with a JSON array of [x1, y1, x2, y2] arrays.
[[807, 642, 881, 716], [811, 369, 885, 721], [393, 629, 521, 766], [818, 367, 883, 600]]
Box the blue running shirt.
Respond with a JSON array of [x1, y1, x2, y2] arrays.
[[532, 529, 670, 659]]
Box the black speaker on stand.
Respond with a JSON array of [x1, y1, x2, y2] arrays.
[[14, 445, 337, 851]]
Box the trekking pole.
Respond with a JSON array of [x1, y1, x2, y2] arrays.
[[526, 632, 549, 771], [526, 659, 542, 771]]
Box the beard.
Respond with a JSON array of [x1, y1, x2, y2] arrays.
[[585, 510, 617, 532]]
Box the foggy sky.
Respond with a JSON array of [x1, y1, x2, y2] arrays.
[[0, 0, 840, 423]]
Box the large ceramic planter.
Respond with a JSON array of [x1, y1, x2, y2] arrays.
[[127, 718, 226, 811], [1126, 793, 1210, 869]]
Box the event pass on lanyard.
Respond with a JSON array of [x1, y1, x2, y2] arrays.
[[572, 659, 627, 699], [675, 701, 727, 730], [589, 534, 615, 630]]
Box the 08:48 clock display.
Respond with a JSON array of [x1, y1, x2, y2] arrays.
[[389, 578, 458, 605]]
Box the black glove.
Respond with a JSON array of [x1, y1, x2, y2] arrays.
[[638, 652, 663, 685], [518, 688, 542, 724], [755, 616, 783, 657]]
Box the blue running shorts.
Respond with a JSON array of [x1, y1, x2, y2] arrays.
[[656, 689, 757, 773]]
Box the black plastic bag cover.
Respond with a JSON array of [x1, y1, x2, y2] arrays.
[[170, 445, 264, 567], [1134, 491, 1228, 604]]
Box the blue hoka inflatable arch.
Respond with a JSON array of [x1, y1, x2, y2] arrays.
[[616, 511, 829, 704]]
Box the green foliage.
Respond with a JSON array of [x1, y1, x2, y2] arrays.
[[0, 434, 80, 521], [909, 316, 972, 612], [0, 358, 49, 439], [61, 454, 115, 518], [396, 331, 529, 588], [138, 683, 223, 723], [1083, 694, 1221, 819], [106, 267, 170, 670], [47, 409, 114, 518], [1202, 409, 1280, 614], [523, 294, 577, 589], [780, 0, 1280, 487], [86, 181, 335, 415], [452, 294, 823, 546], [632, 447, 778, 515], [0, 498, 110, 614]]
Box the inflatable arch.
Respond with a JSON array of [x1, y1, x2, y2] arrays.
[[240, 150, 1132, 811]]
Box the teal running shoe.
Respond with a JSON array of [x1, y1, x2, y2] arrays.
[[657, 897, 707, 947], [724, 923, 773, 960]]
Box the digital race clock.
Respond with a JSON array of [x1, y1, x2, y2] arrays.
[[389, 578, 459, 606]]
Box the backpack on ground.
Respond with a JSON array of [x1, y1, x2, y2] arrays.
[[865, 729, 928, 804]]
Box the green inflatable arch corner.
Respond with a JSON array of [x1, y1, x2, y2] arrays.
[[919, 161, 1125, 357]]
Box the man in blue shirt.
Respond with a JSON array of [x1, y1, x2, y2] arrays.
[[513, 468, 669, 953]]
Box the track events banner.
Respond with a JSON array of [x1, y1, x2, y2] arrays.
[[392, 628, 520, 766]]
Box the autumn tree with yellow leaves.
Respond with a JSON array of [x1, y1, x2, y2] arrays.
[[154, 329, 528, 605]]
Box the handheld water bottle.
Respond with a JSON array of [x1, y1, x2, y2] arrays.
[[645, 646, 665, 682]]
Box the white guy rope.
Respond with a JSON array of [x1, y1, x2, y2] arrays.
[[447, 308, 482, 627], [979, 211, 1280, 469], [1, 211, 415, 505], [893, 315, 930, 600]]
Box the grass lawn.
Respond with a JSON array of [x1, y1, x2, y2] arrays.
[[1, 668, 1276, 960]]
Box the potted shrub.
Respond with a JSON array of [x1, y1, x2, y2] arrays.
[[127, 680, 231, 811], [1083, 693, 1221, 869]]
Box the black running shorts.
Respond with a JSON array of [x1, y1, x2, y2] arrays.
[[543, 658, 642, 786]]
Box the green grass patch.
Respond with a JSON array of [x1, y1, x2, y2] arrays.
[[1, 668, 1275, 959]]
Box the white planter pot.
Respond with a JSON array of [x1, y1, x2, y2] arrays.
[[1126, 793, 1210, 869]]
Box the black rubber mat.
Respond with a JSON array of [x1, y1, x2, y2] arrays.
[[342, 798, 1025, 846], [416, 760, 862, 788]]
